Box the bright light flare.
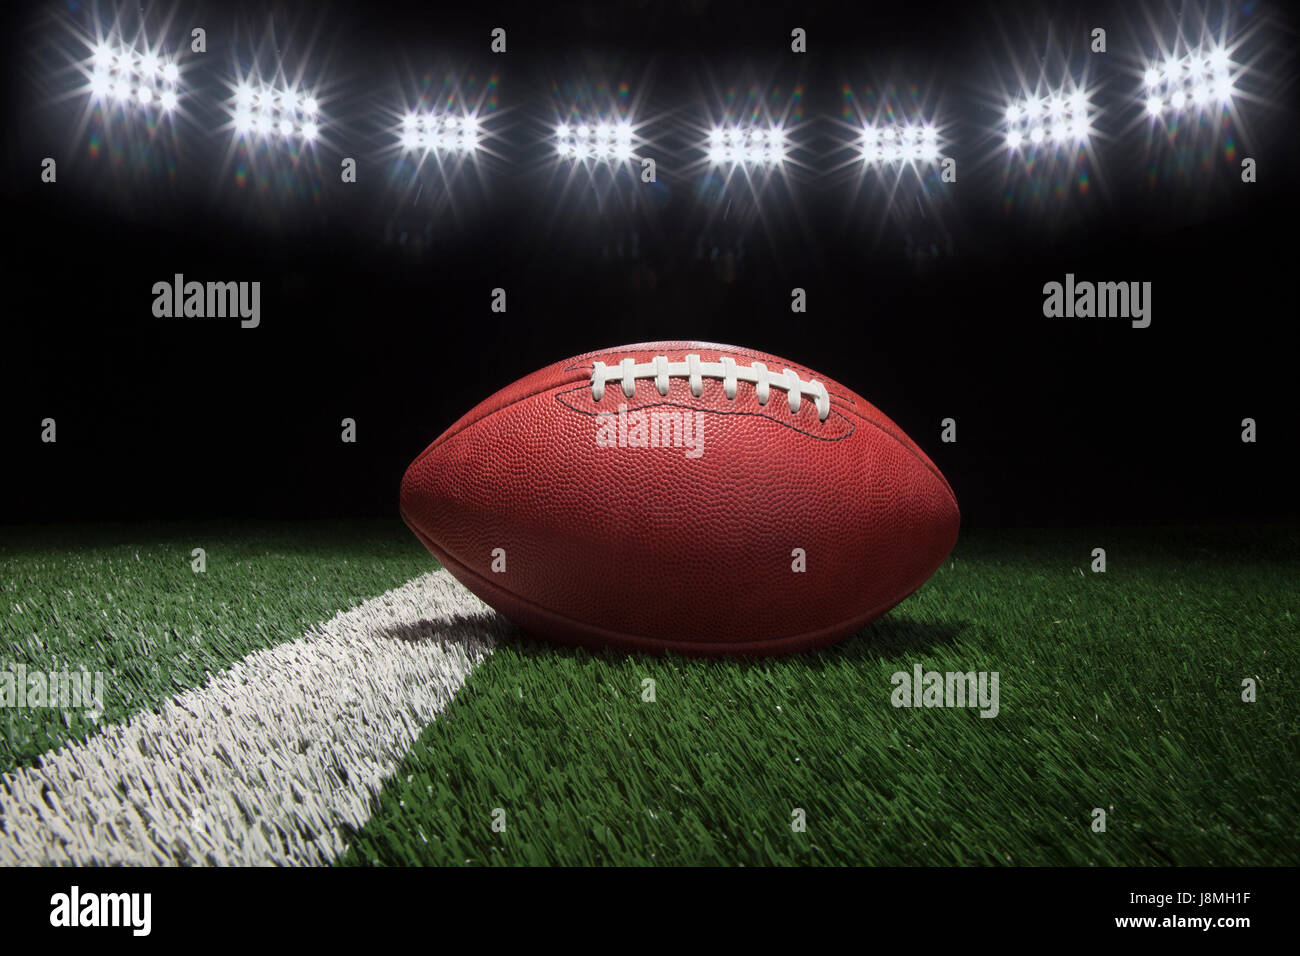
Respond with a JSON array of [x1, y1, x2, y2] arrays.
[[705, 125, 785, 165], [398, 111, 480, 153], [1141, 45, 1235, 117], [555, 118, 636, 162], [85, 38, 180, 113], [1004, 84, 1092, 150], [231, 81, 321, 142], [860, 123, 941, 164]]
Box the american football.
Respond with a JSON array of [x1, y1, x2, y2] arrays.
[[2, 0, 1297, 916], [401, 341, 959, 654]]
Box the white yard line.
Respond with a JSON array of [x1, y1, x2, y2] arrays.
[[0, 570, 502, 865]]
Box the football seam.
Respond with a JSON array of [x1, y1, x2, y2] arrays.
[[552, 385, 856, 442], [408, 371, 586, 467], [562, 349, 953, 501], [552, 377, 955, 503]]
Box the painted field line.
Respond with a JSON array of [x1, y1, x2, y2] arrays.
[[0, 570, 503, 865]]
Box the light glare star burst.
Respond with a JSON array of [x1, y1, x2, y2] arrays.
[[1142, 45, 1235, 116], [86, 39, 180, 113], [706, 125, 785, 166], [1003, 86, 1092, 151], [555, 119, 635, 161], [860, 124, 940, 165], [231, 81, 321, 142], [401, 113, 480, 153]]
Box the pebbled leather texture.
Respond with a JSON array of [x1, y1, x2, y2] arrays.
[[401, 341, 959, 656]]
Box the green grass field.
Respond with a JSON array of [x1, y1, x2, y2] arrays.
[[2, 521, 1296, 865], [0, 521, 430, 773]]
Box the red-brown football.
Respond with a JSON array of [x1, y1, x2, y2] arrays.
[[401, 341, 959, 656]]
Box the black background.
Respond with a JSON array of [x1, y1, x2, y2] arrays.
[[2, 0, 1296, 527], [0, 862, 1287, 942]]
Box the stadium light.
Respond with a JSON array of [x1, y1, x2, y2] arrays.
[[399, 112, 480, 154], [86, 39, 180, 113], [555, 119, 635, 161], [231, 81, 321, 143], [1141, 45, 1234, 117], [706, 125, 785, 166], [861, 124, 941, 165], [1003, 84, 1092, 150]]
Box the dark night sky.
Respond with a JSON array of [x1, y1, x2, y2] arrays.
[[2, 0, 1295, 526]]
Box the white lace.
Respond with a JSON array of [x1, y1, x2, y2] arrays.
[[589, 353, 831, 422]]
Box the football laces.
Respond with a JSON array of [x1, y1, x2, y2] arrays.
[[589, 354, 831, 422]]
